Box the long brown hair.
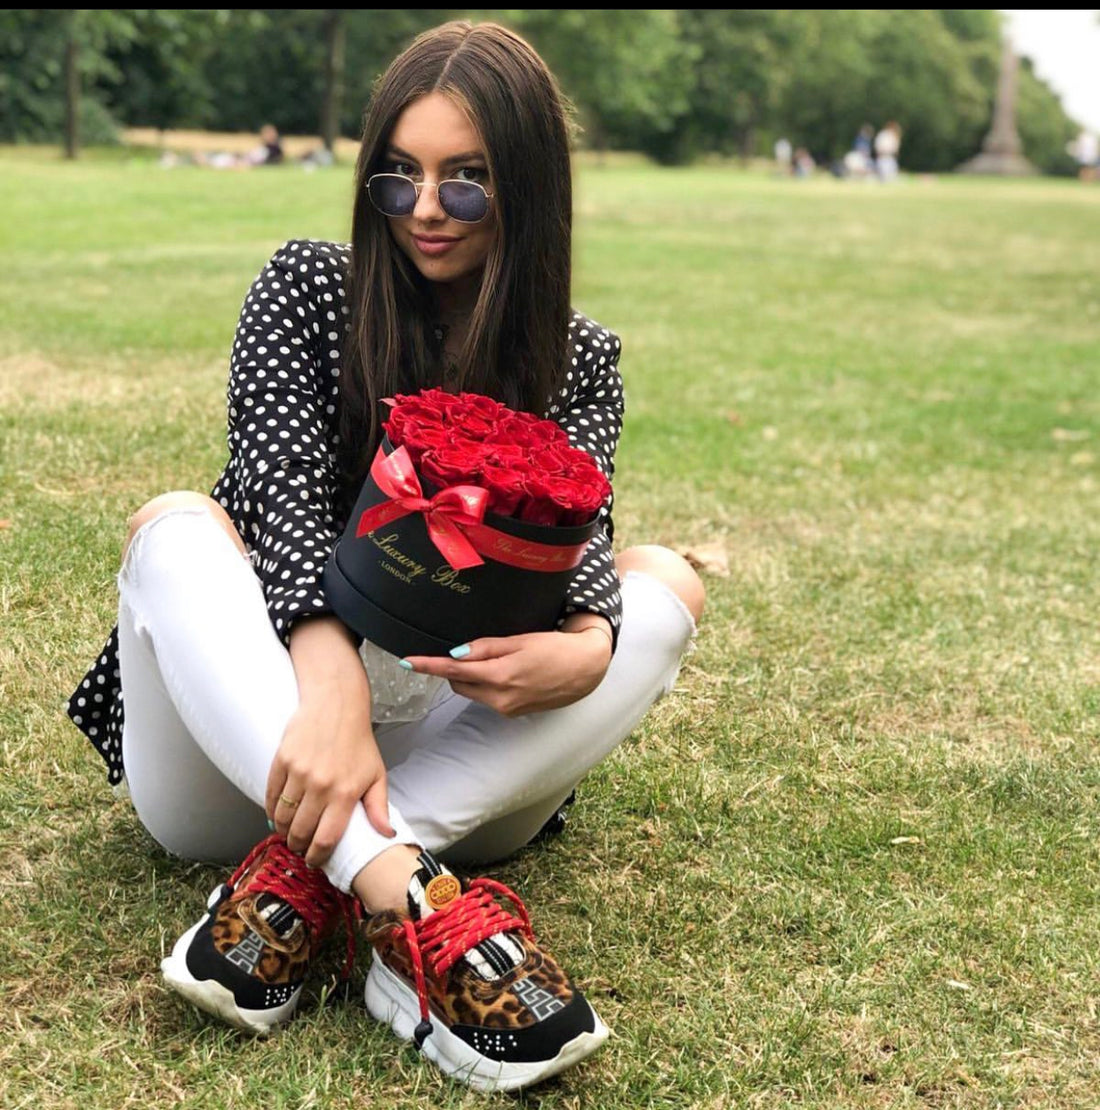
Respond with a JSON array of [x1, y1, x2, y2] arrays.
[[337, 21, 574, 505]]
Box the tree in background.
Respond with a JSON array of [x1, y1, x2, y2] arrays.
[[1015, 56, 1081, 177], [0, 8, 1085, 175], [175, 10, 448, 139], [848, 9, 992, 172], [320, 10, 346, 154], [767, 9, 880, 168], [99, 9, 225, 138], [506, 9, 696, 163], [676, 10, 802, 162], [0, 9, 136, 150]]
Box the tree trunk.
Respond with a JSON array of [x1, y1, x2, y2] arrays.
[[64, 15, 79, 160], [321, 10, 346, 154], [587, 115, 607, 167]]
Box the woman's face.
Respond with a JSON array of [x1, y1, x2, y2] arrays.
[[381, 92, 498, 306]]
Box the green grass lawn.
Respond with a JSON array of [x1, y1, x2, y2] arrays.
[[3, 151, 1100, 1108]]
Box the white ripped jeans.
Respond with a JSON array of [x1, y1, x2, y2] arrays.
[[117, 508, 696, 893]]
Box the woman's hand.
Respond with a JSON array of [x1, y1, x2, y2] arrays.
[[401, 617, 613, 717], [266, 616, 394, 867]]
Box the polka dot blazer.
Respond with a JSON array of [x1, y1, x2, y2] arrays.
[[67, 239, 626, 785]]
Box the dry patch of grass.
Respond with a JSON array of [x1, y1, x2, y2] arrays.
[[121, 127, 361, 162], [0, 351, 223, 414]]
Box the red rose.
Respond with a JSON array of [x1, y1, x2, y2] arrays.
[[520, 473, 607, 525], [531, 444, 577, 476], [494, 412, 543, 445], [487, 442, 527, 468], [384, 389, 466, 443], [552, 475, 608, 522], [525, 417, 568, 447], [452, 413, 498, 441], [481, 463, 528, 516], [517, 474, 561, 525], [518, 496, 561, 526], [383, 405, 413, 447], [415, 387, 463, 413], [399, 423, 454, 466], [380, 388, 609, 528], [455, 392, 509, 423], [420, 444, 486, 488]]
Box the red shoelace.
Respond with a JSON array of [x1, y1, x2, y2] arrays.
[[394, 877, 534, 1047], [231, 833, 361, 979]]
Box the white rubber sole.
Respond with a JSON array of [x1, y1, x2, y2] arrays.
[[364, 954, 609, 1092], [160, 914, 301, 1037]]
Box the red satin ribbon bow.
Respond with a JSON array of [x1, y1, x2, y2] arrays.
[[355, 445, 488, 570]]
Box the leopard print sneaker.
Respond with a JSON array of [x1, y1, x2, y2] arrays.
[[161, 833, 358, 1035], [362, 851, 608, 1092]]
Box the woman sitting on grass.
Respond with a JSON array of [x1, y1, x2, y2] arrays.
[[67, 19, 704, 1094]]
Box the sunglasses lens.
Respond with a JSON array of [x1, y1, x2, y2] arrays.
[[369, 175, 416, 216], [438, 180, 489, 223]]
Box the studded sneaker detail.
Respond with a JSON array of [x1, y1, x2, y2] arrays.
[[362, 852, 608, 1091], [161, 834, 359, 1035]]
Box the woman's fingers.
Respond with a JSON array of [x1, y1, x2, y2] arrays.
[[286, 787, 389, 865], [401, 635, 524, 677], [304, 799, 356, 868], [268, 764, 392, 864], [283, 791, 324, 855], [362, 775, 395, 838], [264, 759, 289, 822], [401, 655, 508, 686], [271, 780, 307, 835], [446, 637, 517, 661]]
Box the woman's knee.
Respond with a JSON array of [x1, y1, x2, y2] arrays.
[[123, 492, 245, 563], [615, 544, 706, 625]]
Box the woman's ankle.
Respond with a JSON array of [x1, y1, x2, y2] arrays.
[[351, 842, 424, 915]]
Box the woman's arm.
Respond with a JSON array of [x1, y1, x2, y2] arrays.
[[218, 242, 393, 860], [551, 318, 625, 649], [212, 240, 348, 643], [267, 615, 394, 866]]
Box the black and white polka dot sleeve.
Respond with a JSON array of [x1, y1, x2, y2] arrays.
[[212, 241, 342, 643], [552, 315, 625, 650]]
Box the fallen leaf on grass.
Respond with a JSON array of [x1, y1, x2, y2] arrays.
[[1052, 427, 1090, 442], [0, 519, 10, 530], [677, 542, 730, 577], [725, 410, 743, 426], [1071, 451, 1095, 467], [945, 979, 972, 991]]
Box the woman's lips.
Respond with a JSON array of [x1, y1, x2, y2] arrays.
[[413, 235, 460, 257]]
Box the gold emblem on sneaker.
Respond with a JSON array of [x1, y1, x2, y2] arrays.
[[425, 873, 461, 910]]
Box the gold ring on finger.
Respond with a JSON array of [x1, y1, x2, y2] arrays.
[[278, 794, 301, 808]]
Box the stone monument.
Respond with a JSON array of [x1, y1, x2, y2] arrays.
[[956, 36, 1037, 176]]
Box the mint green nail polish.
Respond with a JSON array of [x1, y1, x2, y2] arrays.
[[267, 818, 275, 831], [398, 658, 413, 670], [450, 643, 471, 659]]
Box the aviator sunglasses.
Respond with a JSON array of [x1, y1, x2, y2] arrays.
[[367, 172, 495, 224]]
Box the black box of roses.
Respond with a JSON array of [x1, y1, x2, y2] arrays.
[[322, 389, 610, 658]]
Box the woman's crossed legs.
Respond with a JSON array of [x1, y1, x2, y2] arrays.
[[117, 494, 703, 886], [118, 493, 703, 1087]]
